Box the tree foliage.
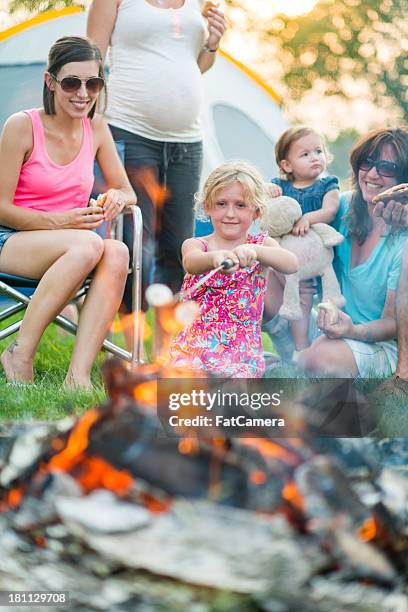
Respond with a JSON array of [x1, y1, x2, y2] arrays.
[[267, 0, 408, 122]]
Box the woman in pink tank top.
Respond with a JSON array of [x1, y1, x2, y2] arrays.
[[0, 36, 136, 389]]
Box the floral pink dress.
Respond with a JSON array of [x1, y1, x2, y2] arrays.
[[169, 234, 267, 377]]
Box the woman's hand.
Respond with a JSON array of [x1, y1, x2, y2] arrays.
[[292, 217, 310, 236], [55, 207, 105, 230], [374, 199, 408, 229], [205, 6, 227, 50], [100, 189, 127, 222], [318, 308, 353, 339], [233, 244, 257, 268]]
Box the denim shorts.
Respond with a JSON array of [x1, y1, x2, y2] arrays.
[[0, 225, 16, 254]]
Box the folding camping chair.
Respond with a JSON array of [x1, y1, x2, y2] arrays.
[[0, 206, 143, 366]]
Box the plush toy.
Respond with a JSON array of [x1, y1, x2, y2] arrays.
[[260, 196, 346, 321]]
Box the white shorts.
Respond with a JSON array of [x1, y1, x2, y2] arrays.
[[308, 313, 398, 377], [342, 338, 398, 377]]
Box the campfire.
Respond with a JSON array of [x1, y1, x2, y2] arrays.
[[1, 357, 408, 610]]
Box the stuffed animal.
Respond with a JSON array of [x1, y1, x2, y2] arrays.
[[260, 196, 346, 321]]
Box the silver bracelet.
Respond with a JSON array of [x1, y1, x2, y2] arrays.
[[202, 45, 218, 53]]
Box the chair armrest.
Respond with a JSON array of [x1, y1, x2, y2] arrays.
[[111, 206, 143, 366]]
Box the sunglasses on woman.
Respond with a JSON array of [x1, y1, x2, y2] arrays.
[[50, 74, 105, 94], [359, 156, 399, 178]]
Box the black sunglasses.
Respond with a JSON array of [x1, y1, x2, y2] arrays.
[[50, 74, 105, 95], [359, 156, 399, 178]]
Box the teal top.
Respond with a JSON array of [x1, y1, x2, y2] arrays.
[[334, 192, 408, 325]]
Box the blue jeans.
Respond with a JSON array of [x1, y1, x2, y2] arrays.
[[109, 126, 203, 311]]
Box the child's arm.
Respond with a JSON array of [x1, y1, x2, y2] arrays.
[[292, 189, 340, 236], [182, 238, 239, 275], [253, 237, 299, 274]]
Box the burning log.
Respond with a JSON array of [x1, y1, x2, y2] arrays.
[[0, 360, 408, 608]]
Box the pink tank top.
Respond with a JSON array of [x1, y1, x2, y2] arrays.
[[13, 109, 94, 213]]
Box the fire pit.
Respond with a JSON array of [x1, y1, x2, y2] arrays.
[[0, 359, 407, 611]]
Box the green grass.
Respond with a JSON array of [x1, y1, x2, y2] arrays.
[[0, 321, 107, 419], [1, 316, 407, 433], [0, 308, 157, 420]]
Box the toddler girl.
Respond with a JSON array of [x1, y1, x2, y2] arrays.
[[268, 127, 340, 354], [169, 160, 298, 377]]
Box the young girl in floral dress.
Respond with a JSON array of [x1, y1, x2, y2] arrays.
[[169, 160, 298, 377]]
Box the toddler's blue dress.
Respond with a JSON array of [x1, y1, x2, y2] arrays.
[[271, 176, 339, 214]]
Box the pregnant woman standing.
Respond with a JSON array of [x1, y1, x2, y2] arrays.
[[88, 0, 227, 327]]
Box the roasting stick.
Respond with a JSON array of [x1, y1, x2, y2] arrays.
[[145, 259, 248, 360], [145, 258, 249, 307], [182, 258, 235, 301]]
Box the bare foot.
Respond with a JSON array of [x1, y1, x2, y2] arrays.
[[63, 371, 93, 392], [0, 341, 34, 383]]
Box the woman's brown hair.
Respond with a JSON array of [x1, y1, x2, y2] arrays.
[[44, 36, 105, 119], [346, 127, 408, 244]]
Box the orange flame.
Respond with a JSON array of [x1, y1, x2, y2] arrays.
[[358, 517, 377, 542], [250, 470, 267, 485], [135, 167, 169, 210], [133, 380, 157, 408], [34, 535, 47, 548], [51, 438, 66, 452], [158, 306, 179, 335], [240, 438, 299, 466], [0, 485, 25, 512], [48, 409, 100, 472], [45, 409, 135, 497], [8, 486, 24, 508], [178, 438, 199, 454], [139, 491, 172, 513], [75, 457, 133, 496], [111, 310, 151, 343], [282, 481, 304, 511]]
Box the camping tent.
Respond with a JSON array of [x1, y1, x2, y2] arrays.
[[0, 6, 288, 180]]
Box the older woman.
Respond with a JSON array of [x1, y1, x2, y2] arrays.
[[298, 128, 408, 377], [0, 36, 136, 389]]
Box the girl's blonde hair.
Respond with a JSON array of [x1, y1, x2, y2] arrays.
[[275, 126, 332, 180], [195, 160, 269, 220]]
